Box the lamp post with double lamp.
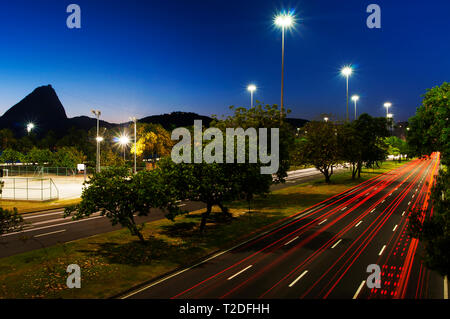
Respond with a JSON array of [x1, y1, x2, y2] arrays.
[[129, 117, 137, 174], [91, 109, 102, 173], [384, 102, 392, 118], [351, 95, 359, 120], [341, 66, 353, 122], [274, 11, 295, 119], [247, 84, 256, 107]]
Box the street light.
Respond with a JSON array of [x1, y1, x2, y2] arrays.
[[274, 11, 295, 119], [26, 122, 34, 133], [351, 95, 359, 120], [129, 117, 137, 174], [324, 117, 329, 122], [118, 134, 130, 161], [91, 109, 101, 172], [247, 84, 256, 107], [341, 66, 353, 122], [384, 102, 392, 118]]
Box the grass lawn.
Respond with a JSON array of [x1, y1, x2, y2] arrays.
[[0, 198, 81, 214], [0, 160, 408, 298]]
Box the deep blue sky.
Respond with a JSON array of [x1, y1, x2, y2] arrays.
[[0, 0, 448, 123]]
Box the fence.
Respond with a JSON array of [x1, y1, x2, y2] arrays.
[[0, 177, 59, 201]]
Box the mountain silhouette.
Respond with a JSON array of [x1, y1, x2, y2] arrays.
[[0, 85, 69, 136], [0, 85, 309, 137]]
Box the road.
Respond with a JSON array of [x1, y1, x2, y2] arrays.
[[121, 154, 445, 299], [0, 166, 333, 258]]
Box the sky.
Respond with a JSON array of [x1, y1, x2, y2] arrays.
[[0, 0, 448, 123]]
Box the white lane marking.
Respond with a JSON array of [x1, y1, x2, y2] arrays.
[[331, 239, 342, 249], [408, 201, 411, 205], [393, 225, 398, 232], [388, 193, 392, 196], [444, 276, 448, 299], [288, 270, 309, 288], [370, 209, 375, 213], [1, 216, 104, 237], [353, 281, 366, 299], [227, 265, 253, 280], [412, 194, 415, 198], [284, 236, 299, 246], [378, 245, 386, 256], [178, 204, 186, 207], [120, 200, 341, 298], [402, 211, 406, 216], [341, 207, 347, 211], [318, 219, 327, 225], [381, 200, 385, 203], [34, 229, 66, 238], [23, 211, 64, 220], [355, 221, 363, 228]]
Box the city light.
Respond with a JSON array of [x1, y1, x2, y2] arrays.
[[247, 84, 256, 107], [341, 66, 353, 77], [118, 135, 130, 145], [274, 11, 296, 119], [274, 13, 294, 28], [26, 122, 34, 133], [352, 95, 360, 120], [384, 102, 392, 118], [341, 66, 353, 121], [324, 117, 329, 122], [95, 136, 104, 142]]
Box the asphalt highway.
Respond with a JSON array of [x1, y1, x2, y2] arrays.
[[121, 154, 445, 299]]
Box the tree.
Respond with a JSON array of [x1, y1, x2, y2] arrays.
[[351, 114, 389, 178], [0, 128, 16, 150], [408, 82, 450, 276], [25, 147, 52, 165], [64, 167, 180, 242], [0, 179, 23, 236], [407, 82, 450, 161], [0, 207, 23, 236], [292, 121, 340, 183], [385, 136, 408, 161], [161, 104, 290, 232], [338, 123, 362, 179], [0, 148, 23, 165], [51, 146, 86, 167], [131, 123, 173, 160]]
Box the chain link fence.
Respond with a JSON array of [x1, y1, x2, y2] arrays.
[[0, 177, 59, 201]]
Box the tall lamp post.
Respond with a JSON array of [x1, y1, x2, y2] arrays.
[[274, 12, 294, 119], [129, 117, 137, 174], [341, 66, 353, 122], [247, 84, 256, 107], [91, 109, 101, 172], [351, 95, 360, 121]]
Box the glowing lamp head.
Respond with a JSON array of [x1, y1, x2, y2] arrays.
[[247, 84, 256, 92], [341, 66, 352, 77], [324, 117, 329, 122], [274, 13, 294, 28], [118, 135, 130, 145], [384, 102, 392, 108], [26, 123, 35, 133], [351, 95, 360, 102], [387, 113, 393, 119], [96, 136, 104, 143]]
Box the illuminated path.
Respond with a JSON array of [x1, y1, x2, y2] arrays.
[[123, 154, 445, 299]]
